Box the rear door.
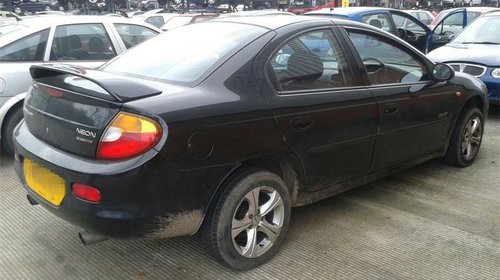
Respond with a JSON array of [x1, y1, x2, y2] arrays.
[[344, 27, 458, 171], [258, 27, 379, 191]]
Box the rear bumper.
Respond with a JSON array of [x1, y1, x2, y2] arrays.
[[13, 121, 210, 239]]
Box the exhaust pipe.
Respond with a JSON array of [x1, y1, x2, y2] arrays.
[[78, 231, 108, 245], [27, 195, 39, 206]]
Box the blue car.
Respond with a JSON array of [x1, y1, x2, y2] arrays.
[[305, 7, 500, 53], [427, 11, 500, 105]]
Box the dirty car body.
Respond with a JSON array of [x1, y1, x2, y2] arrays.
[[14, 16, 488, 269]]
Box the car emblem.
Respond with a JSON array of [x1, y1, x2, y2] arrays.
[[459, 64, 466, 72]]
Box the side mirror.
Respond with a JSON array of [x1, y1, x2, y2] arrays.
[[433, 63, 454, 82], [448, 34, 456, 41]]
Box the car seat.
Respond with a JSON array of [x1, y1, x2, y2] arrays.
[[281, 50, 324, 91], [59, 35, 88, 60], [369, 19, 382, 29]]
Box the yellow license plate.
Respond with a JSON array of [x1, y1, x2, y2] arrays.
[[24, 159, 65, 206]]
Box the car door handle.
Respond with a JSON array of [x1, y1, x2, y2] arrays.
[[384, 104, 399, 115], [290, 117, 314, 131]]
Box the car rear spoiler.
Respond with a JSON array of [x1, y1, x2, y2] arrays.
[[30, 64, 162, 102]]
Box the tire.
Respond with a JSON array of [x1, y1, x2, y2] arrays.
[[202, 168, 291, 270], [1, 107, 23, 156], [13, 6, 22, 15], [444, 107, 484, 167]]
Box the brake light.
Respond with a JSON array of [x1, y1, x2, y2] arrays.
[[97, 112, 162, 160], [72, 183, 101, 203]]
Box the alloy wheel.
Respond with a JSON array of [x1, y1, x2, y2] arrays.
[[231, 186, 285, 258], [461, 115, 482, 161]]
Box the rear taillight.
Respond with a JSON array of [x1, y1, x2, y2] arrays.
[[97, 112, 162, 160]]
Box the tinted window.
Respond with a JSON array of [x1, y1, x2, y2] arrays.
[[348, 31, 428, 85], [103, 22, 265, 85], [50, 24, 116, 61], [114, 23, 159, 49], [269, 30, 353, 92], [0, 29, 49, 61]]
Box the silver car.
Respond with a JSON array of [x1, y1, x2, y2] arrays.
[[0, 15, 161, 154]]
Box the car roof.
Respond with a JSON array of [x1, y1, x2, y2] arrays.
[[219, 10, 295, 17], [0, 15, 160, 46], [439, 7, 500, 14], [481, 10, 500, 17], [305, 7, 397, 16], [213, 14, 371, 31]]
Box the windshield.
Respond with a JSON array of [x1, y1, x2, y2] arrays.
[[102, 22, 265, 85], [452, 16, 500, 44]]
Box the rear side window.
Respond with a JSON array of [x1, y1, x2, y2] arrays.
[[268, 29, 353, 92], [50, 24, 116, 61], [114, 23, 159, 49], [0, 29, 49, 62]]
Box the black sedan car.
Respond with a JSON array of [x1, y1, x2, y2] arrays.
[[14, 16, 488, 270]]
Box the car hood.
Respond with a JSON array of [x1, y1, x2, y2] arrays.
[[427, 44, 500, 66]]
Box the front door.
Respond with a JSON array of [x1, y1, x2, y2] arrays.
[[345, 28, 458, 171]]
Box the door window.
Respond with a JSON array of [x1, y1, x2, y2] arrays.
[[268, 30, 353, 92], [348, 31, 428, 85], [114, 23, 159, 49], [362, 14, 394, 33], [50, 24, 116, 61], [0, 29, 49, 61]]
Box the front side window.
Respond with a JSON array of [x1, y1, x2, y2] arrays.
[[362, 14, 394, 33], [268, 29, 353, 92], [348, 31, 428, 85], [392, 14, 425, 33], [0, 29, 49, 62], [114, 23, 159, 49], [50, 24, 116, 61]]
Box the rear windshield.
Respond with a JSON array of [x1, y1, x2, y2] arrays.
[[102, 22, 265, 86]]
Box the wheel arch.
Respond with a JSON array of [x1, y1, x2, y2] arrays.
[[0, 93, 26, 141], [195, 152, 305, 234], [446, 94, 485, 145]]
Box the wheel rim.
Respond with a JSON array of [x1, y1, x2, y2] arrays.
[[231, 186, 284, 258], [461, 115, 482, 161]]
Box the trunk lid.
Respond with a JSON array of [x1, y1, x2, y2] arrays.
[[24, 64, 162, 158]]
